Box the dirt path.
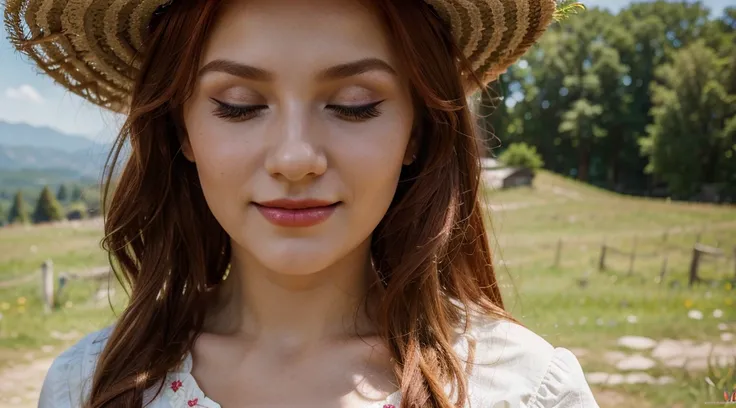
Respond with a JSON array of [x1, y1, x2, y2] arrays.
[[0, 357, 54, 407]]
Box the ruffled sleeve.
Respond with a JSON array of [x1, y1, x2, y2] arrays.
[[38, 327, 113, 408], [529, 348, 600, 408]]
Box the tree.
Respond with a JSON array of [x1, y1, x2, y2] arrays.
[[57, 184, 69, 202], [481, 1, 736, 199], [498, 142, 545, 172], [8, 191, 30, 224], [641, 40, 735, 199], [71, 185, 84, 202], [32, 186, 65, 224]]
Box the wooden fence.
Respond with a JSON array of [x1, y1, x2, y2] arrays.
[[20, 260, 112, 312], [595, 233, 736, 287], [545, 226, 736, 288], [687, 244, 736, 287]]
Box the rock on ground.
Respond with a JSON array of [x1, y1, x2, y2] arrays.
[[617, 335, 658, 351]]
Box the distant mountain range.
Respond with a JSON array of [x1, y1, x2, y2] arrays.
[[0, 121, 114, 188], [0, 121, 103, 153]]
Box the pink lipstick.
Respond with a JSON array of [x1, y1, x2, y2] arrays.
[[254, 199, 339, 228]]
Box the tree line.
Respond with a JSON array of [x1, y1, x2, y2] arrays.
[[479, 1, 735, 202], [0, 184, 95, 226]]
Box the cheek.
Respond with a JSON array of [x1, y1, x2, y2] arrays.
[[332, 116, 411, 211], [184, 112, 259, 218]]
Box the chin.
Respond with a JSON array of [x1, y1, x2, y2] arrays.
[[246, 238, 348, 275]]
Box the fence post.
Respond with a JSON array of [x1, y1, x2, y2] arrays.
[[688, 246, 701, 288], [599, 241, 607, 272], [554, 239, 563, 268], [628, 236, 638, 276], [41, 259, 54, 313]]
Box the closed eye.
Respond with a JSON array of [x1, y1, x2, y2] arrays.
[[210, 99, 385, 122], [327, 100, 384, 122], [211, 98, 267, 122]]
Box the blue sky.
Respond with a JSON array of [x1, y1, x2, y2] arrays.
[[0, 0, 731, 142]]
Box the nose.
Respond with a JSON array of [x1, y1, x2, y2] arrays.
[[264, 108, 327, 181]]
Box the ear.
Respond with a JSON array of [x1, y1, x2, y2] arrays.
[[403, 132, 420, 166], [180, 135, 196, 163]]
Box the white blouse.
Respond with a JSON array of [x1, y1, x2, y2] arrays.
[[39, 317, 599, 407]]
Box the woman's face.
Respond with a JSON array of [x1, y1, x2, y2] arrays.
[[182, 0, 415, 275]]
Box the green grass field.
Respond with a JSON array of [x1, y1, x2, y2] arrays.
[[484, 172, 735, 407], [0, 170, 734, 407]]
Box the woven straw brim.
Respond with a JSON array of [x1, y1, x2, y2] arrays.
[[4, 0, 556, 114]]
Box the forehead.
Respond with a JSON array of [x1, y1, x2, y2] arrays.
[[201, 0, 397, 72]]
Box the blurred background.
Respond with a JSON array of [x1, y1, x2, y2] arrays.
[[0, 0, 734, 407]]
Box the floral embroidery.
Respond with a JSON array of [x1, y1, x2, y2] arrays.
[[171, 380, 183, 392], [163, 365, 401, 408], [165, 372, 215, 407]]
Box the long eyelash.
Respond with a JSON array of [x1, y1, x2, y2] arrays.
[[211, 99, 267, 121], [211, 99, 384, 122], [329, 100, 384, 121]]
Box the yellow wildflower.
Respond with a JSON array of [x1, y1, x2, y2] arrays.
[[17, 306, 26, 314], [684, 299, 694, 309], [725, 282, 733, 291], [0, 302, 9, 311], [17, 297, 26, 306]]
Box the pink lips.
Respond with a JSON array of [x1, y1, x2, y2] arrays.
[[254, 199, 339, 228]]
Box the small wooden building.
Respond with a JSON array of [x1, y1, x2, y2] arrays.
[[480, 158, 535, 190]]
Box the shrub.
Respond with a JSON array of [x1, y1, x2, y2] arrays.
[[498, 142, 545, 172]]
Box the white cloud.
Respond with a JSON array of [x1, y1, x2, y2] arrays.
[[5, 84, 45, 104], [0, 83, 122, 139]]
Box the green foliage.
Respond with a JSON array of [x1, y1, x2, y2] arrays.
[[82, 186, 101, 215], [56, 184, 69, 202], [685, 357, 736, 404], [0, 169, 93, 191], [554, 0, 586, 22], [7, 191, 30, 224], [66, 201, 88, 220], [484, 1, 735, 199], [71, 184, 84, 202], [32, 186, 65, 224], [641, 40, 736, 199], [498, 142, 545, 171]]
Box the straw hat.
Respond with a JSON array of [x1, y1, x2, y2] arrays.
[[4, 0, 559, 113]]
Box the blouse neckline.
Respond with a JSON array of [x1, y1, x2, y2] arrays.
[[166, 352, 404, 408]]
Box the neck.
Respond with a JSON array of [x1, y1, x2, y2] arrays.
[[205, 238, 382, 348]]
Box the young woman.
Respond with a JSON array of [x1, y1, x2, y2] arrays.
[[6, 0, 599, 406]]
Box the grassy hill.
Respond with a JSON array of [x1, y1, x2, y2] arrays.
[[0, 170, 734, 407]]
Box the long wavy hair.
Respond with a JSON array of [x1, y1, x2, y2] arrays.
[[88, 1, 514, 407]]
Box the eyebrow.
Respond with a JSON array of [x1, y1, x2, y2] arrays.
[[198, 59, 273, 81], [317, 58, 397, 80], [197, 57, 397, 81]]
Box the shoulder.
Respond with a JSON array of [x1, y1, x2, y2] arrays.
[[462, 316, 599, 408], [38, 326, 114, 408]]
